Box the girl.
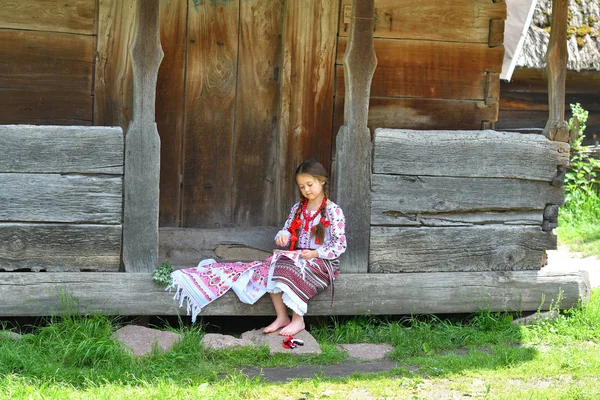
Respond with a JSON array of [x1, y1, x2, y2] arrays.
[[169, 159, 346, 336]]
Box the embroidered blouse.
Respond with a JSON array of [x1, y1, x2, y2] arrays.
[[275, 201, 347, 260]]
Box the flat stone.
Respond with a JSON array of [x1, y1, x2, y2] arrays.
[[241, 329, 322, 355], [201, 333, 254, 350], [113, 325, 181, 357], [0, 331, 22, 341], [338, 343, 395, 360], [241, 360, 398, 382]]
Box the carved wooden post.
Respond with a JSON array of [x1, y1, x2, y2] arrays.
[[332, 0, 377, 272], [543, 0, 569, 142], [123, 0, 164, 272]]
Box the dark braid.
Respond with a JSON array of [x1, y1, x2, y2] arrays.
[[312, 193, 328, 244]]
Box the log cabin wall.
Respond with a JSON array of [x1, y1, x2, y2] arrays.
[[496, 68, 600, 146], [0, 1, 96, 125], [0, 0, 507, 232], [332, 0, 506, 145]]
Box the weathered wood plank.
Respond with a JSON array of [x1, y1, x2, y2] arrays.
[[159, 226, 279, 266], [157, 0, 187, 227], [332, 97, 501, 135], [372, 129, 570, 181], [181, 0, 238, 228], [0, 270, 588, 316], [336, 38, 503, 100], [122, 0, 164, 273], [543, 0, 569, 142], [0, 125, 123, 174], [0, 89, 92, 125], [232, 0, 283, 227], [488, 19, 505, 47], [94, 0, 136, 129], [369, 226, 557, 273], [371, 174, 564, 216], [277, 0, 339, 215], [0, 224, 121, 272], [0, 29, 94, 91], [0, 174, 122, 224], [372, 210, 543, 227], [339, 0, 506, 43], [333, 0, 376, 272], [0, 0, 95, 34]]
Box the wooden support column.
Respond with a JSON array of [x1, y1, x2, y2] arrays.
[[543, 0, 569, 142], [332, 0, 377, 272], [123, 0, 164, 272]]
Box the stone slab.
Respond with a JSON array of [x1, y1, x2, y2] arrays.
[[338, 343, 395, 360], [241, 361, 398, 382], [201, 333, 254, 350], [113, 325, 181, 357], [241, 329, 322, 355]]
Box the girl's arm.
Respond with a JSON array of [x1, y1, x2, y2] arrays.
[[274, 202, 300, 242], [316, 204, 347, 259]]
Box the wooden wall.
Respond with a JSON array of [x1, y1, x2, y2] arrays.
[[497, 68, 600, 146], [1, 0, 507, 230], [332, 0, 506, 148], [0, 0, 96, 124]]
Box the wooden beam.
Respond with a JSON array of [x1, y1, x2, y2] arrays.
[[332, 0, 377, 272], [371, 174, 564, 215], [0, 0, 95, 34], [0, 125, 123, 174], [543, 0, 569, 142], [122, 0, 164, 273], [0, 270, 589, 316], [0, 224, 121, 272], [0, 174, 122, 224], [372, 129, 570, 181], [370, 226, 556, 273]]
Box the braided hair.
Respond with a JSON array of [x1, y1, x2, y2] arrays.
[[294, 159, 330, 245]]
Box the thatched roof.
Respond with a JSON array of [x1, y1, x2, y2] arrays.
[[516, 0, 600, 71]]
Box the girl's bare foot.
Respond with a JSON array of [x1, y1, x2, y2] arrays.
[[263, 316, 291, 334], [279, 315, 305, 336]]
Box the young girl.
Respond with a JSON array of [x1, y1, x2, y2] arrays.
[[169, 159, 346, 336]]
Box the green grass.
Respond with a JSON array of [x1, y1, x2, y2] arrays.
[[1, 290, 600, 399], [557, 189, 600, 257]]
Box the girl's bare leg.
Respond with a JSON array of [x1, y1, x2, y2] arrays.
[[279, 312, 305, 336], [263, 292, 291, 333]]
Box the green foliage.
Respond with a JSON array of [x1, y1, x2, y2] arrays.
[[558, 104, 600, 256], [152, 260, 173, 287]]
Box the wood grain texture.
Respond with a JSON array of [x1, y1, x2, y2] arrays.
[[0, 89, 92, 125], [333, 0, 376, 272], [122, 0, 164, 273], [0, 224, 121, 272], [336, 38, 504, 100], [333, 97, 500, 134], [489, 19, 505, 47], [0, 0, 95, 34], [94, 0, 136, 129], [0, 174, 122, 223], [0, 270, 588, 316], [543, 0, 569, 142], [277, 0, 339, 212], [159, 226, 280, 266], [339, 0, 506, 43], [0, 29, 94, 91], [371, 174, 564, 215], [0, 125, 123, 174], [371, 210, 543, 227], [232, 0, 283, 227], [369, 226, 557, 273], [157, 0, 187, 227], [181, 0, 239, 228], [372, 129, 570, 181]]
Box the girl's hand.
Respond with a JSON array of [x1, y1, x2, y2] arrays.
[[300, 250, 318, 259], [276, 235, 289, 247]]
